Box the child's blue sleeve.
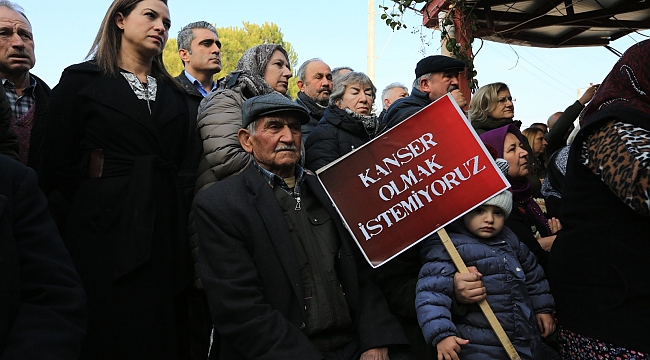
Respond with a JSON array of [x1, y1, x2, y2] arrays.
[[415, 237, 460, 346]]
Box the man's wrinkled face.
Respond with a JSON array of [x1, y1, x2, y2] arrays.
[[298, 60, 333, 106], [0, 7, 35, 77], [239, 113, 302, 178], [421, 71, 459, 102]]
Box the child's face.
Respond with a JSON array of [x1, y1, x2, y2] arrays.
[[463, 205, 505, 239]]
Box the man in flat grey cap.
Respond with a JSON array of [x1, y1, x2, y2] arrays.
[[379, 55, 467, 133], [194, 93, 408, 360]]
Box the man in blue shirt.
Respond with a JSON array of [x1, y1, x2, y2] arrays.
[[174, 20, 222, 360]]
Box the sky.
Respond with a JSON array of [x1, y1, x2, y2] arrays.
[[18, 0, 650, 128]]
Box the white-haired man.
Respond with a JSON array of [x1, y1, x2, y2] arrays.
[[195, 93, 409, 360], [378, 82, 408, 125]]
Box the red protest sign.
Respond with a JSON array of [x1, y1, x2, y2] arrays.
[[316, 94, 509, 267]]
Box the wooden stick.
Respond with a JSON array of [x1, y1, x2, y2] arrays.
[[437, 228, 521, 360]]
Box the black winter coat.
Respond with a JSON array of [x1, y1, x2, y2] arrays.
[[0, 155, 86, 359], [42, 61, 192, 359], [379, 88, 431, 133], [304, 105, 371, 172], [194, 164, 407, 359]]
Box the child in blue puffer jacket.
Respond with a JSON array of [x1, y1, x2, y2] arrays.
[[416, 189, 555, 360]]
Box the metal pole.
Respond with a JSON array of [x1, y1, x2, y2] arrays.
[[368, 0, 375, 84]]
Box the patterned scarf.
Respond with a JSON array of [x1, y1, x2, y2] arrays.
[[580, 39, 650, 126], [344, 108, 378, 138], [218, 44, 291, 99]]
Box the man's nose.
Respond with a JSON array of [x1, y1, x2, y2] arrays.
[[278, 125, 295, 140], [10, 33, 25, 48]]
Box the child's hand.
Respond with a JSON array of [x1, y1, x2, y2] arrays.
[[536, 313, 555, 337], [436, 336, 469, 360]]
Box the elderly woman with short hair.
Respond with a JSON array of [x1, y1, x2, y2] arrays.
[[305, 71, 377, 171]]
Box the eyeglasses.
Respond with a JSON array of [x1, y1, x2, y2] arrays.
[[497, 96, 515, 104]]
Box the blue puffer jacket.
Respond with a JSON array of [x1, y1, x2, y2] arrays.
[[415, 222, 554, 360]]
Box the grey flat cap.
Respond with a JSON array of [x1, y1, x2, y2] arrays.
[[241, 93, 310, 128]]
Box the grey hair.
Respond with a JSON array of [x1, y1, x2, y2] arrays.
[[332, 66, 354, 77], [246, 120, 258, 136], [381, 82, 408, 103], [329, 71, 376, 106], [0, 0, 29, 24], [412, 73, 433, 91], [468, 82, 509, 123], [296, 58, 323, 82], [177, 21, 218, 51]]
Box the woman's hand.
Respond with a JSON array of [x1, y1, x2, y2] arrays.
[[436, 336, 469, 360], [547, 217, 562, 234], [453, 266, 486, 304], [538, 235, 556, 251], [360, 347, 389, 360], [536, 313, 556, 338]]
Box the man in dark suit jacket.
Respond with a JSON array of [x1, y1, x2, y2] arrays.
[[175, 21, 223, 360], [194, 93, 408, 359], [175, 20, 222, 209], [0, 155, 86, 359]]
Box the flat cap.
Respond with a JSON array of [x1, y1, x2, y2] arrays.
[[415, 55, 465, 78], [241, 93, 310, 128]]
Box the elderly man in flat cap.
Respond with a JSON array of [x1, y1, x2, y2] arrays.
[[194, 93, 408, 360], [379, 55, 467, 133]]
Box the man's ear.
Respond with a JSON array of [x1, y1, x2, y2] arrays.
[[296, 79, 305, 92], [178, 48, 191, 64], [238, 128, 254, 154], [383, 98, 391, 109], [419, 76, 430, 93]]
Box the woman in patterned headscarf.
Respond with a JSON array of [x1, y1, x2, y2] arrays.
[[195, 44, 292, 188], [547, 40, 650, 359]]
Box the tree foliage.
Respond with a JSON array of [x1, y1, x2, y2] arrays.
[[163, 22, 300, 98], [379, 0, 478, 92]]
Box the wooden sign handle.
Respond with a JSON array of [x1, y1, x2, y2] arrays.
[[437, 228, 521, 360]]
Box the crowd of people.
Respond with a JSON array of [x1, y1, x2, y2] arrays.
[[0, 0, 648, 359]]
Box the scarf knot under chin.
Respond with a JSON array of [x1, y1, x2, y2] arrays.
[[344, 108, 378, 137]]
